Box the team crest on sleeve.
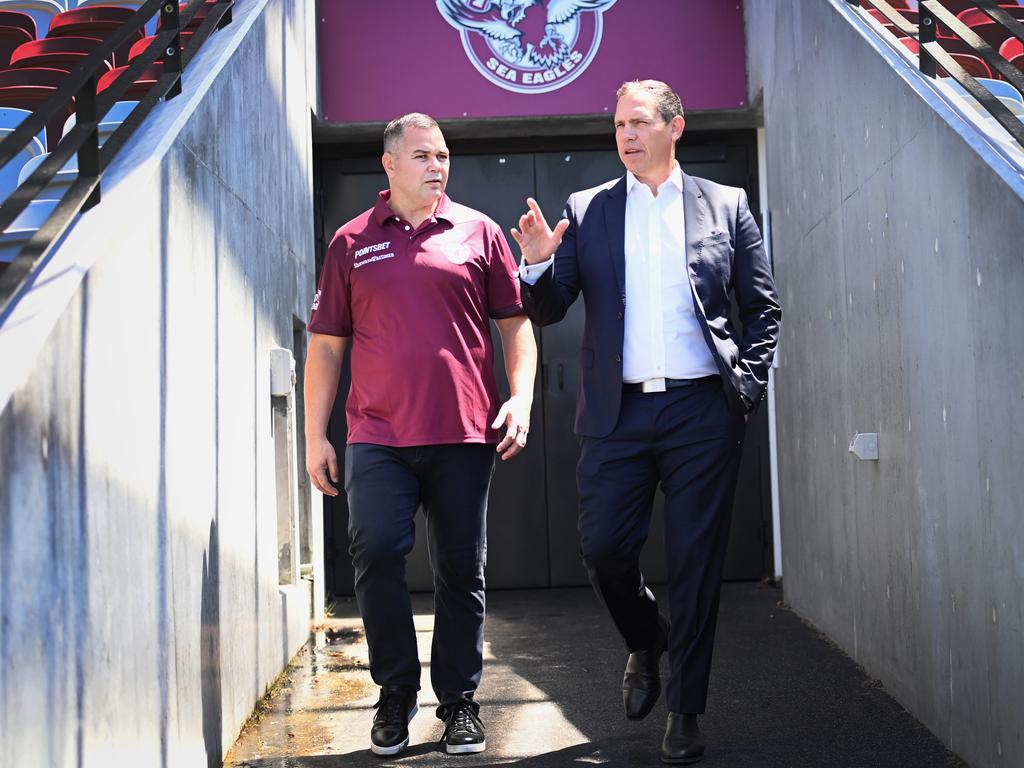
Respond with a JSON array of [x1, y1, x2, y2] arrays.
[[311, 289, 321, 311], [437, 0, 617, 94]]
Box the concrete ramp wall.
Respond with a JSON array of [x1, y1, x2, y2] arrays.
[[0, 0, 319, 765], [744, 2, 1024, 766]]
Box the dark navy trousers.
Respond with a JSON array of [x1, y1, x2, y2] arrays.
[[345, 442, 494, 707], [577, 378, 745, 715]]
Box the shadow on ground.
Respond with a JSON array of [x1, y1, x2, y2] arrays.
[[225, 583, 966, 768]]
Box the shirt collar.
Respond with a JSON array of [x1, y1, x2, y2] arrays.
[[372, 189, 456, 226], [625, 162, 684, 196]]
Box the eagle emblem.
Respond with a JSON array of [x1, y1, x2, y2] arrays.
[[437, 0, 617, 94]]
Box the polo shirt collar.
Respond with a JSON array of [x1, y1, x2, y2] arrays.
[[625, 161, 684, 196], [372, 189, 456, 226]]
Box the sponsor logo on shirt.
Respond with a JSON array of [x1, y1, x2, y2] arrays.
[[354, 241, 391, 258], [354, 253, 395, 269], [437, 0, 616, 95], [353, 241, 395, 269]]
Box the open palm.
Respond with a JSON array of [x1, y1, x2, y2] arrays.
[[510, 197, 569, 265]]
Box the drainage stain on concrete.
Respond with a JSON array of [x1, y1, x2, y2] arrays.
[[225, 618, 376, 765]]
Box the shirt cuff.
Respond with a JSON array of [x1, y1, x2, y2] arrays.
[[518, 256, 554, 285]]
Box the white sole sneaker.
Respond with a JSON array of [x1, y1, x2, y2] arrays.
[[445, 740, 486, 754], [370, 703, 419, 756]]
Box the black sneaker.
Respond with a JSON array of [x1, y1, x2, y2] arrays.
[[438, 701, 486, 754], [370, 686, 418, 756]]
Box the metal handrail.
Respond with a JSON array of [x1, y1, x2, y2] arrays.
[[0, 0, 233, 317], [847, 0, 1024, 149]]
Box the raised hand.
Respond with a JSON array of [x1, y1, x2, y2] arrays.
[[510, 197, 569, 265]]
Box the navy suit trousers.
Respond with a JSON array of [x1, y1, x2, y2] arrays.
[[577, 378, 745, 714], [345, 442, 494, 706]]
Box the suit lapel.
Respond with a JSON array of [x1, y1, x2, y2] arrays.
[[603, 176, 627, 302], [682, 171, 707, 271]]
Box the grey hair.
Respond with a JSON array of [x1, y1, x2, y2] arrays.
[[383, 112, 440, 154], [616, 80, 685, 122]]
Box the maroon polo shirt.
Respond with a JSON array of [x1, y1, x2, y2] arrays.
[[309, 190, 525, 447]]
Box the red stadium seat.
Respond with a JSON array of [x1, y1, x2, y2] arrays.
[[47, 6, 142, 66], [128, 31, 192, 61], [957, 6, 1024, 28], [0, 10, 37, 40], [0, 25, 34, 69], [0, 67, 73, 147], [97, 61, 162, 100], [899, 39, 995, 79], [9, 36, 111, 73], [1002, 38, 1024, 71]]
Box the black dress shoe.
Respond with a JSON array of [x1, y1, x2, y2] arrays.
[[622, 614, 669, 720], [370, 686, 418, 756], [661, 712, 705, 765]]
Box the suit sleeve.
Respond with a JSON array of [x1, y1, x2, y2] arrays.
[[519, 195, 582, 326], [731, 188, 782, 408]]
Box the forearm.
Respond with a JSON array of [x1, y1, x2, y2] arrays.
[[496, 315, 536, 400], [304, 334, 348, 440]]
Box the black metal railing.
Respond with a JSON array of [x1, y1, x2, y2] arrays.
[[0, 0, 233, 317], [847, 0, 1024, 149]]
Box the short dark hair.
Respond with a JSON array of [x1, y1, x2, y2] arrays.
[[616, 80, 685, 122], [383, 113, 440, 154]]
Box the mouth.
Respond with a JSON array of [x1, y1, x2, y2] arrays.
[[622, 148, 644, 158]]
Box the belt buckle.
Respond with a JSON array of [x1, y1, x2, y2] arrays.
[[641, 377, 666, 393]]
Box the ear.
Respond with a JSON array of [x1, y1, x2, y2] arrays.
[[381, 152, 395, 177], [670, 116, 685, 142]]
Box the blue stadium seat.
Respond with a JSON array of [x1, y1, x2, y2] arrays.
[[0, 106, 45, 214], [975, 77, 1024, 107]]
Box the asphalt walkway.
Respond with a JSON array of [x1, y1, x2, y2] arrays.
[[225, 583, 964, 767]]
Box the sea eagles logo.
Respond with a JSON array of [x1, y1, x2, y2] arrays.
[[437, 0, 617, 94]]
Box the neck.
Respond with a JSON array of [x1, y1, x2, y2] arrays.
[[634, 161, 676, 196], [388, 190, 438, 229]]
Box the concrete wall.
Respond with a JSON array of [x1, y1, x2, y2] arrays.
[[0, 0, 319, 765], [744, 2, 1024, 767]]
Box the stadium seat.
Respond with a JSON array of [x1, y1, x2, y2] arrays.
[[976, 76, 1024, 106], [97, 60, 162, 100], [0, 9, 36, 39], [0, 106, 44, 207], [1, 98, 138, 262], [59, 97, 137, 145], [0, 66, 73, 147], [128, 30, 191, 61], [0, 1, 63, 43], [0, 23, 34, 68], [956, 5, 1024, 28], [1001, 37, 1024, 70], [9, 36, 112, 72], [47, 5, 143, 66], [71, 0, 157, 35]]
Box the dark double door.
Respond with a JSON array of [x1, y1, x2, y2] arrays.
[[318, 141, 771, 594]]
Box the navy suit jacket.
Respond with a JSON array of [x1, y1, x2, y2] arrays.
[[520, 172, 782, 439]]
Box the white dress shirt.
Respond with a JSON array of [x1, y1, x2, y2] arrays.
[[519, 163, 719, 383]]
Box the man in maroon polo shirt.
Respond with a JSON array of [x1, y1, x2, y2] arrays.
[[304, 113, 536, 757]]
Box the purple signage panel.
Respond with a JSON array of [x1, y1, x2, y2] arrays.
[[318, 0, 748, 123]]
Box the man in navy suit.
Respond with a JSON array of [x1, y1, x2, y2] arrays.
[[512, 80, 781, 764]]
